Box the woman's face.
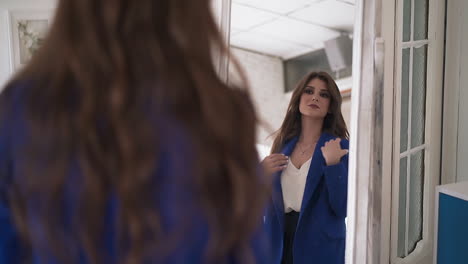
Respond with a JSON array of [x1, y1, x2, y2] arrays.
[[298, 78, 331, 119]]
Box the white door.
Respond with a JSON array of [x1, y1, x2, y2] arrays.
[[390, 0, 445, 263]]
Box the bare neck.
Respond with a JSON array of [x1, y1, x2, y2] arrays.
[[299, 116, 323, 144]]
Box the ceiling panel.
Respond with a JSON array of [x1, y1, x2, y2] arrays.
[[230, 2, 278, 31], [232, 0, 313, 15], [229, 0, 354, 59], [289, 0, 355, 32], [230, 28, 242, 36], [251, 17, 340, 47], [230, 31, 313, 59]]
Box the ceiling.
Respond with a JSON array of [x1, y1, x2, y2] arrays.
[[230, 0, 355, 59]]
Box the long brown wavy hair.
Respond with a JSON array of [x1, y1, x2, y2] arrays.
[[2, 0, 268, 263], [271, 71, 349, 153]]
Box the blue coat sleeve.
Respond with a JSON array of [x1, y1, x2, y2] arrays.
[[323, 139, 349, 218], [0, 87, 23, 264], [0, 192, 22, 264]]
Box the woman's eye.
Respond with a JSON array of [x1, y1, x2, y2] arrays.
[[304, 89, 313, 94], [320, 93, 330, 98]]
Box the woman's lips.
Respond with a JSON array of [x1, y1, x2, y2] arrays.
[[308, 104, 320, 109]]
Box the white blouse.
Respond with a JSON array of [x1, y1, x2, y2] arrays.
[[281, 157, 312, 213]]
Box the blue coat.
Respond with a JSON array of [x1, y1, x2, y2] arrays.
[[0, 82, 271, 264], [264, 133, 349, 264]]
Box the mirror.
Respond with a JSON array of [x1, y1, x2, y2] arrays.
[[227, 1, 356, 263]]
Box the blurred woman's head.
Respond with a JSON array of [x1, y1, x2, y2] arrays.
[[4, 0, 268, 263]]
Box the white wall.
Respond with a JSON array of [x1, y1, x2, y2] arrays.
[[443, 0, 468, 184], [341, 96, 351, 130], [229, 47, 290, 147], [456, 0, 468, 182], [0, 0, 57, 88]]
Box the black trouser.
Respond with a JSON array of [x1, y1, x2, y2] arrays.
[[281, 211, 299, 264]]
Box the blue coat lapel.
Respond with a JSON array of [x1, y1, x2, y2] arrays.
[[299, 133, 332, 214]]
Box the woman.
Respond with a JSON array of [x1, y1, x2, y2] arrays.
[[0, 0, 270, 263], [262, 71, 349, 264]]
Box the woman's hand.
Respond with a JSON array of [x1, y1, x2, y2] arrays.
[[261, 154, 289, 176], [321, 138, 348, 166]]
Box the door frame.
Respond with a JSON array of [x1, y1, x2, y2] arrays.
[[345, 0, 386, 262], [212, 0, 231, 82]]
